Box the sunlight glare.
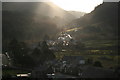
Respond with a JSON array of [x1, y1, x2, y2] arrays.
[[51, 0, 103, 13]]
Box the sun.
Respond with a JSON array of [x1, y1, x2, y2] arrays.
[[50, 0, 103, 13]]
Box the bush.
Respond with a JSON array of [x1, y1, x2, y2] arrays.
[[93, 61, 103, 67], [87, 58, 93, 64]]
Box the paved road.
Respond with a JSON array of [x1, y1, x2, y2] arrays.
[[47, 72, 77, 78]]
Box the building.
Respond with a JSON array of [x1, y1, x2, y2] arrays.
[[62, 56, 85, 65]]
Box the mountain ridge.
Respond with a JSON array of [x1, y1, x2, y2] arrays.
[[66, 2, 118, 41]]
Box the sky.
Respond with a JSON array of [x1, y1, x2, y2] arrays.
[[50, 0, 103, 13], [2, 0, 103, 13]]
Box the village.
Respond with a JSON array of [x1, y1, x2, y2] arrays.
[[2, 32, 119, 78]]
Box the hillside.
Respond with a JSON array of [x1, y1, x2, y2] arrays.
[[2, 2, 76, 20], [68, 11, 86, 18], [3, 2, 119, 51], [2, 2, 78, 44], [66, 2, 118, 41]]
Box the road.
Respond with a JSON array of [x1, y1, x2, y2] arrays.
[[47, 72, 77, 78]]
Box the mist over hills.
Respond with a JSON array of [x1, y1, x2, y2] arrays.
[[3, 2, 84, 43], [68, 11, 86, 18], [2, 2, 119, 47], [66, 2, 118, 41], [2, 2, 77, 25]]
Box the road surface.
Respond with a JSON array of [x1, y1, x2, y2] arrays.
[[47, 72, 77, 78]]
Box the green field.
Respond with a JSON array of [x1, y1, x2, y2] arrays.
[[55, 51, 120, 69], [83, 40, 118, 48]]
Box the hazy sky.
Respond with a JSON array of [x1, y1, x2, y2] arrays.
[[50, 0, 103, 13], [2, 0, 103, 13]]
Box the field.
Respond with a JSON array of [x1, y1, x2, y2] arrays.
[[55, 51, 120, 69], [83, 40, 118, 48]]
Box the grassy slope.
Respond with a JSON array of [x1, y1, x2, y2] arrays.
[[55, 51, 120, 69]]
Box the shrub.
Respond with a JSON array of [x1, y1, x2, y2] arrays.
[[93, 61, 103, 67]]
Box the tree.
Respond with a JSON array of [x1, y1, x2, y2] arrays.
[[32, 47, 45, 64], [87, 58, 93, 64], [32, 47, 41, 56], [31, 41, 55, 65], [41, 41, 49, 51], [93, 61, 103, 67], [8, 39, 21, 64], [8, 39, 35, 67], [41, 41, 55, 61], [43, 34, 50, 41]]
